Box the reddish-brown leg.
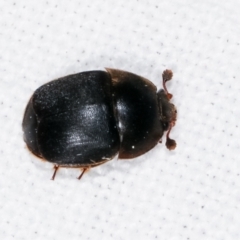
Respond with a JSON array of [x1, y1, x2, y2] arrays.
[[51, 165, 59, 180], [162, 69, 173, 100], [165, 124, 176, 150], [77, 168, 88, 180]]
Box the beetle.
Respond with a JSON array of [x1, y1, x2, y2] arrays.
[[22, 68, 177, 180]]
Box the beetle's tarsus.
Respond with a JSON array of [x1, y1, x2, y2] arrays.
[[51, 165, 59, 180], [162, 69, 173, 100], [77, 168, 87, 180]]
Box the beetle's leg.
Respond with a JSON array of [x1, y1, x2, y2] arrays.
[[165, 123, 176, 150], [162, 69, 173, 100], [77, 168, 88, 180], [51, 165, 59, 180]]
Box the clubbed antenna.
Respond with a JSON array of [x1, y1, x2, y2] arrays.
[[165, 123, 176, 150], [162, 69, 173, 100]]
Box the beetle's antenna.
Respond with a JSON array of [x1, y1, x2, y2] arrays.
[[165, 124, 176, 150], [162, 69, 173, 100], [51, 165, 59, 180], [77, 168, 87, 180]]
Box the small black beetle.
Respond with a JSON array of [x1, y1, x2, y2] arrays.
[[22, 68, 177, 180]]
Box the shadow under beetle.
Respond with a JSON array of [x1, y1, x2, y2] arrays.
[[22, 68, 177, 180]]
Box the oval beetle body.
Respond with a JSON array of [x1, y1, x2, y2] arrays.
[[22, 68, 177, 180]]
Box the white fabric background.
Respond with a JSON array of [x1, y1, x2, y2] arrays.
[[0, 0, 240, 239]]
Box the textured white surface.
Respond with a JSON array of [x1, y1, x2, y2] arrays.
[[1, 0, 240, 239]]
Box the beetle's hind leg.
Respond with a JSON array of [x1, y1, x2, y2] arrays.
[[51, 165, 59, 180], [51, 165, 89, 180], [77, 168, 88, 180]]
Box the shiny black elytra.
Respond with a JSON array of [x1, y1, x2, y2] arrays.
[[22, 68, 177, 180]]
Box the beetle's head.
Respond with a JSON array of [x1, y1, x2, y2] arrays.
[[157, 69, 177, 150], [157, 89, 177, 130]]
